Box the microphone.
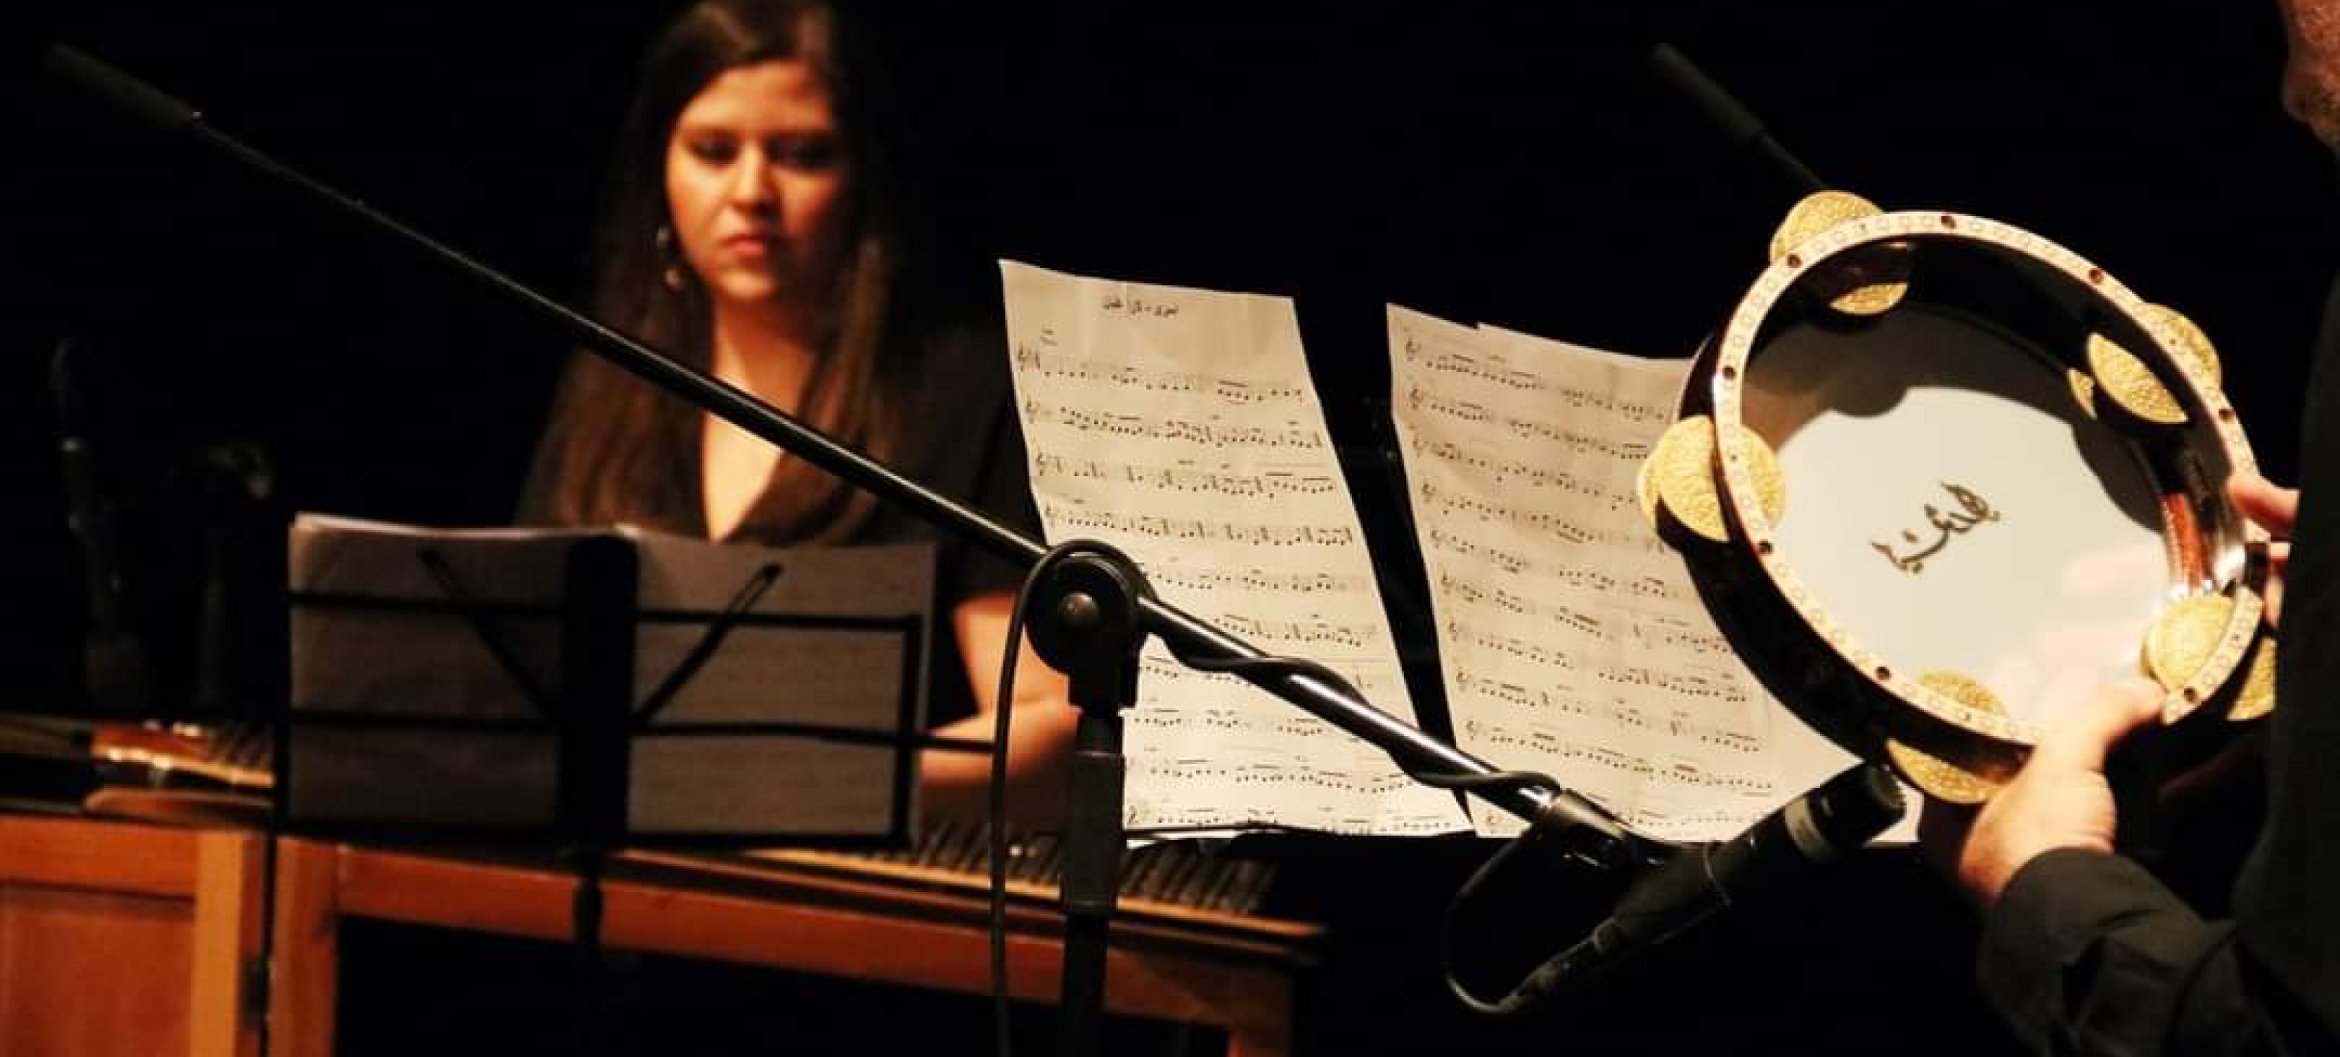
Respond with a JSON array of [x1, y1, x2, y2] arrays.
[[40, 45, 200, 132], [1476, 762, 1903, 1012], [1647, 43, 1826, 197], [1601, 762, 1902, 944]]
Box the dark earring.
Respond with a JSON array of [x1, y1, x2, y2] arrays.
[[655, 224, 686, 291]]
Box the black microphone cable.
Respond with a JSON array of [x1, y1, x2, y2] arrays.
[[984, 540, 1074, 1057]]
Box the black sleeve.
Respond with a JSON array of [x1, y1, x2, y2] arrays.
[[1979, 848, 2275, 1056]]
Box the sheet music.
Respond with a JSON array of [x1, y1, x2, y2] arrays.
[[1001, 261, 1465, 835], [1388, 309, 1859, 842]]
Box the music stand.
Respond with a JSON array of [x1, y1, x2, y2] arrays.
[[281, 515, 937, 850]]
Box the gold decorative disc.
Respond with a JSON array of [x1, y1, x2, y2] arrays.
[[2228, 634, 2278, 722], [2066, 368, 2099, 420], [1917, 670, 2003, 717], [2142, 593, 2237, 691], [1768, 190, 1885, 260], [2145, 304, 2221, 388], [1739, 426, 1788, 526], [2085, 331, 2188, 426], [1768, 190, 1909, 317], [1650, 417, 1728, 542], [1635, 448, 1662, 529], [1649, 417, 1786, 543], [1887, 739, 2002, 805], [1886, 670, 2009, 805]]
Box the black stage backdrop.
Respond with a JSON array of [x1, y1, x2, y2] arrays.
[[0, 1, 2332, 1053]]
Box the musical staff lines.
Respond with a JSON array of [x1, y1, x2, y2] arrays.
[[1389, 306, 1838, 842], [1144, 566, 1371, 597], [1406, 435, 1636, 507], [1012, 346, 1308, 404], [1405, 386, 1655, 460], [1036, 503, 1359, 548], [1417, 478, 1661, 553], [1021, 396, 1330, 452], [1034, 453, 1339, 498], [1003, 261, 1462, 836]]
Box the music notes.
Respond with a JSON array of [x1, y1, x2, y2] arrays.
[[1035, 503, 1359, 548], [1001, 261, 1463, 836], [1389, 310, 1858, 842], [1034, 452, 1339, 497], [1012, 346, 1307, 404], [1021, 397, 1330, 452]]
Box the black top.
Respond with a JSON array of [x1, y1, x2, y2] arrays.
[[1976, 277, 2340, 1055], [520, 324, 1038, 729], [841, 327, 1038, 727]]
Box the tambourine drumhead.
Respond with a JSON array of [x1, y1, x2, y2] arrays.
[[1746, 306, 2170, 728], [1666, 206, 2271, 791]]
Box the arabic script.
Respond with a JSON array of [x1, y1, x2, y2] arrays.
[[1872, 482, 2004, 575]]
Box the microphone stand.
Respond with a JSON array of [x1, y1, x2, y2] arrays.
[[1022, 544, 1149, 1057], [40, 44, 1643, 1055]]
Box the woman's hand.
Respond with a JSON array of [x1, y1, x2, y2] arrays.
[[920, 591, 1077, 828]]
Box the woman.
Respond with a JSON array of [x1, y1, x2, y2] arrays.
[[523, 0, 1070, 826]]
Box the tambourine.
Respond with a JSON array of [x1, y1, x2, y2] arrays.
[[1644, 190, 2278, 804]]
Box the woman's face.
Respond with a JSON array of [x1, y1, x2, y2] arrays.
[[664, 59, 854, 314]]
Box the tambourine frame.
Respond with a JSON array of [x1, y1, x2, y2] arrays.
[[1697, 210, 2267, 757]]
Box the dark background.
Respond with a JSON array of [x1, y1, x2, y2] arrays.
[[1, 1, 2331, 1053]]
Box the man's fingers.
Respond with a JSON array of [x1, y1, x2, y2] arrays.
[[2228, 472, 2300, 538], [2030, 679, 2164, 773], [2229, 474, 2292, 627], [1915, 796, 1978, 882], [2266, 540, 2289, 629]]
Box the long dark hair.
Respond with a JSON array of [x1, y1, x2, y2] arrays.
[[524, 0, 905, 541]]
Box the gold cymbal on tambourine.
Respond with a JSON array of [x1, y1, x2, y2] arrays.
[[2229, 634, 2279, 722], [1635, 446, 1662, 527], [1768, 190, 1911, 317], [2085, 330, 2190, 426], [1643, 415, 1785, 543], [1646, 417, 1725, 540], [2222, 540, 2281, 722], [1885, 741, 2001, 805], [2066, 368, 2102, 420], [2071, 305, 2220, 423], [2147, 304, 2223, 387], [1766, 190, 1883, 260], [2143, 593, 2237, 693], [1885, 672, 2010, 805]]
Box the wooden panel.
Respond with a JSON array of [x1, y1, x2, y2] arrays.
[[0, 884, 194, 1057], [0, 815, 201, 897], [267, 840, 342, 1057], [592, 881, 1293, 1030], [189, 832, 265, 1057], [0, 817, 265, 1057], [320, 844, 1298, 1056]]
